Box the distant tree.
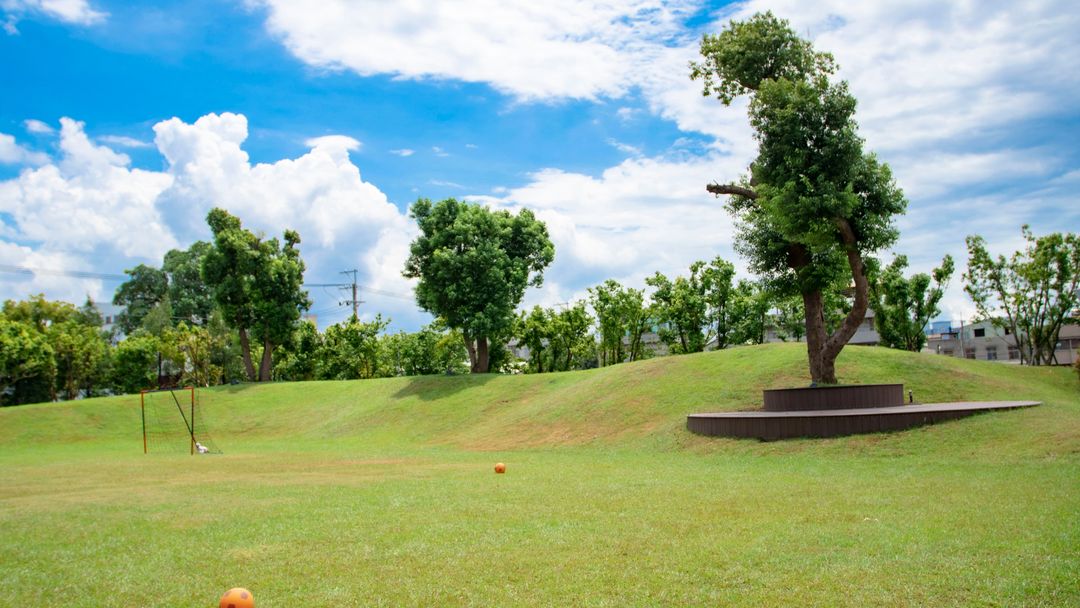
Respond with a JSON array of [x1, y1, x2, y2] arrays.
[[701, 257, 737, 349], [589, 280, 652, 365], [163, 241, 215, 325], [203, 208, 310, 381], [647, 263, 709, 354], [728, 279, 771, 345], [774, 294, 805, 342], [318, 316, 389, 380], [378, 322, 469, 377], [964, 227, 1080, 365], [162, 322, 223, 387], [516, 306, 552, 373], [49, 320, 110, 400], [693, 12, 906, 383], [3, 294, 79, 331], [0, 318, 55, 406], [110, 334, 159, 395], [113, 264, 168, 335], [871, 254, 954, 352], [274, 320, 322, 381], [404, 198, 554, 373], [549, 303, 593, 371]]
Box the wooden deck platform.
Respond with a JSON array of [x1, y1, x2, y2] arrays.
[[687, 401, 1041, 440]]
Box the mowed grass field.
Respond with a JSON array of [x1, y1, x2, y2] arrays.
[[1, 343, 1078, 607]]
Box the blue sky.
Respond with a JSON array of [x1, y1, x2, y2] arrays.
[[2, 0, 1079, 331]]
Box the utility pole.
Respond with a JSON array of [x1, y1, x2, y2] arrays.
[[340, 269, 363, 320]]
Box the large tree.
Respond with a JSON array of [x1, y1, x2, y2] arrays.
[[404, 198, 554, 373], [871, 254, 954, 352], [113, 264, 168, 335], [203, 208, 310, 381], [964, 227, 1080, 365], [589, 280, 652, 366], [163, 241, 215, 325], [692, 12, 906, 384]]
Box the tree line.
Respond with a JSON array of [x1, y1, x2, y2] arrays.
[[4, 12, 1079, 403]]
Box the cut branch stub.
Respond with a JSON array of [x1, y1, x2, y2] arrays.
[[707, 183, 759, 199]]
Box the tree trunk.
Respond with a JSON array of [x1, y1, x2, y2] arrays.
[[802, 289, 829, 384], [804, 219, 872, 385], [258, 337, 273, 382], [463, 332, 478, 372], [475, 336, 490, 373], [238, 328, 256, 381]]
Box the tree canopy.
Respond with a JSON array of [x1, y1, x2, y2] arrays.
[[203, 208, 310, 381], [403, 198, 554, 373], [871, 254, 954, 352], [964, 227, 1079, 365], [692, 11, 906, 384]]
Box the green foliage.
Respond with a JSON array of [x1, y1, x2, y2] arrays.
[[965, 227, 1080, 365], [404, 198, 554, 373], [163, 241, 215, 324], [203, 208, 310, 381], [589, 280, 652, 366], [648, 263, 709, 354], [0, 318, 55, 405], [694, 12, 906, 383], [113, 264, 168, 335], [728, 279, 771, 345], [274, 320, 322, 381], [871, 254, 954, 351], [109, 334, 159, 395], [690, 11, 836, 106], [47, 320, 110, 400], [701, 257, 737, 349], [514, 304, 594, 373], [2, 294, 79, 331], [161, 322, 224, 387], [318, 316, 390, 380]]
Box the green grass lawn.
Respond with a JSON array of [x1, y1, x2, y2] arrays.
[[2, 343, 1078, 607]]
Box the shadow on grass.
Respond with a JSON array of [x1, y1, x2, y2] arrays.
[[391, 373, 496, 401]]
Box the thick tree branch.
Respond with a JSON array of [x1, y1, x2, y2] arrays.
[[823, 217, 870, 360], [706, 183, 759, 199]]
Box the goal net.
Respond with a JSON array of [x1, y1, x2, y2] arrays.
[[140, 387, 221, 454]]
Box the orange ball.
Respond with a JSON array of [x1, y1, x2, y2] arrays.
[[494, 462, 506, 474], [220, 587, 254, 608]]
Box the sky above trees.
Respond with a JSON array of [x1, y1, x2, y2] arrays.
[[2, 0, 1078, 331]]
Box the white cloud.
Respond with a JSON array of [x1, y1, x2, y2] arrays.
[[23, 119, 54, 134], [431, 146, 448, 157], [0, 119, 175, 258], [304, 134, 361, 153], [474, 151, 748, 306], [1, 113, 425, 329], [390, 148, 414, 157], [98, 134, 153, 149], [253, 0, 699, 101], [606, 138, 643, 157], [1, 0, 107, 27], [0, 132, 49, 165]]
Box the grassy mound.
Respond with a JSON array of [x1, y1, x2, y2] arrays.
[[2, 344, 1078, 606]]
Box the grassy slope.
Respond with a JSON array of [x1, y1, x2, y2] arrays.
[[1, 343, 1078, 607]]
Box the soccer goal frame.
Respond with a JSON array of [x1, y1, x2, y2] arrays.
[[140, 386, 198, 455]]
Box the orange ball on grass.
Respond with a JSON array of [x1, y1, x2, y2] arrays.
[[220, 587, 254, 608]]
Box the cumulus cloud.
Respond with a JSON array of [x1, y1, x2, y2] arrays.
[[472, 151, 748, 308], [0, 113, 424, 328], [390, 148, 414, 157], [0, 132, 49, 165]]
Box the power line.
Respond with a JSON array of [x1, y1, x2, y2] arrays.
[[1, 263, 417, 302], [0, 264, 127, 281]]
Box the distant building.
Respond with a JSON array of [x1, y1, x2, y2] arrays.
[[924, 319, 1079, 365]]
